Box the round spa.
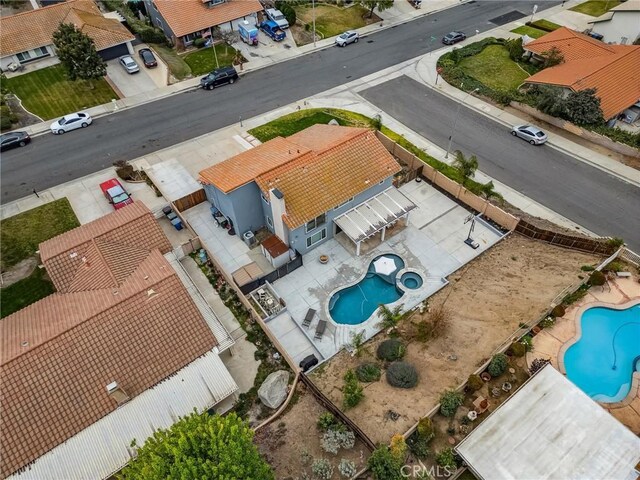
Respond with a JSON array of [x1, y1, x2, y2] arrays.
[[400, 272, 423, 290]]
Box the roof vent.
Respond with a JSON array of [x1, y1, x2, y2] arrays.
[[21, 341, 29, 348], [106, 381, 129, 406], [144, 275, 149, 280], [70, 252, 78, 259], [147, 288, 158, 298]]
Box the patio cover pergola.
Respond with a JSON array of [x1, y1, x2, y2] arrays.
[[333, 187, 416, 255]]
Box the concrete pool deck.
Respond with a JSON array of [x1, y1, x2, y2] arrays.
[[528, 273, 640, 433]]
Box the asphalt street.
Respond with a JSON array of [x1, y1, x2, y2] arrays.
[[1, 0, 553, 203], [360, 75, 640, 250]]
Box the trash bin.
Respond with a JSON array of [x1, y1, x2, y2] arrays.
[[299, 354, 319, 372], [171, 217, 183, 230]]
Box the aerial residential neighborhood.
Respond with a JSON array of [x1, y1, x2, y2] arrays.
[[0, 0, 639, 479]]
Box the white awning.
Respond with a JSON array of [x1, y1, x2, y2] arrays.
[[334, 188, 416, 244]]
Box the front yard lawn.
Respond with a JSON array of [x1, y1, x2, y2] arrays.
[[4, 65, 117, 120], [459, 44, 530, 92], [150, 43, 191, 80], [511, 25, 548, 39], [529, 19, 562, 31], [1, 267, 55, 318], [1, 198, 80, 270], [249, 110, 351, 141], [570, 0, 621, 16], [183, 45, 240, 76], [294, 3, 376, 39]]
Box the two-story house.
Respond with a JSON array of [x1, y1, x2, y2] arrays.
[[199, 124, 406, 256], [588, 0, 640, 45]]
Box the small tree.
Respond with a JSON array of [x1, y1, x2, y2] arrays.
[[478, 180, 500, 200], [487, 353, 509, 377], [535, 85, 566, 117], [367, 445, 404, 480], [390, 433, 408, 461], [216, 29, 239, 55], [564, 88, 604, 125], [439, 389, 463, 417], [360, 0, 394, 18], [542, 46, 564, 68], [507, 37, 524, 61], [377, 304, 403, 333], [589, 270, 606, 286], [452, 150, 478, 186], [52, 23, 106, 82], [376, 339, 406, 362], [119, 411, 274, 479], [348, 330, 368, 357], [343, 369, 364, 409]]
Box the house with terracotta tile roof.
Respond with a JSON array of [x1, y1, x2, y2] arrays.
[[0, 202, 237, 480], [199, 124, 415, 256], [144, 0, 263, 47], [588, 0, 640, 45], [523, 27, 640, 121], [0, 0, 135, 72]]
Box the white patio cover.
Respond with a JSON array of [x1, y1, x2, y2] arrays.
[[334, 187, 416, 244]]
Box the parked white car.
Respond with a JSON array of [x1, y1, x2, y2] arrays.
[[119, 55, 140, 74], [336, 31, 359, 47], [50, 112, 93, 134], [265, 8, 289, 29], [511, 125, 548, 145]]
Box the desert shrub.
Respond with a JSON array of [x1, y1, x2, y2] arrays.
[[604, 261, 624, 273], [551, 304, 566, 318], [339, 459, 357, 478], [356, 363, 381, 382], [312, 458, 334, 480], [417, 416, 435, 440], [321, 429, 355, 454], [540, 316, 555, 329], [439, 390, 463, 417], [113, 160, 135, 181], [343, 370, 363, 409], [580, 265, 595, 272], [466, 374, 484, 391], [436, 447, 459, 469], [377, 339, 406, 362], [367, 446, 404, 480], [423, 306, 450, 339], [369, 113, 383, 131], [530, 358, 550, 375], [521, 334, 533, 352], [407, 431, 430, 459], [488, 353, 509, 377], [386, 362, 418, 389], [588, 125, 640, 149], [193, 37, 206, 48], [589, 270, 606, 286], [390, 434, 407, 461], [317, 412, 345, 432], [508, 341, 526, 357]]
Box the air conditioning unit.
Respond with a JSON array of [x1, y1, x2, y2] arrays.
[[243, 230, 257, 247]]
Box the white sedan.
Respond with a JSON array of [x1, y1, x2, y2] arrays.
[[50, 112, 93, 134]]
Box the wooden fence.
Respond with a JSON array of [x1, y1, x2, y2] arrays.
[[299, 373, 376, 452], [515, 220, 615, 255], [173, 189, 207, 212]]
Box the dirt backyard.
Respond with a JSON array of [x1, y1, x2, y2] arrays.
[[310, 235, 601, 444], [255, 385, 370, 479]]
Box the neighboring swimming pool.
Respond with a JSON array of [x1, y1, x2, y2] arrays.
[[329, 254, 405, 325], [564, 303, 640, 403]]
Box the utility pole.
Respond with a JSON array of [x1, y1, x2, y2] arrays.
[[312, 0, 317, 47], [209, 27, 219, 69]]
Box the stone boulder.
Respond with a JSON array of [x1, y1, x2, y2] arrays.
[[258, 370, 290, 409]]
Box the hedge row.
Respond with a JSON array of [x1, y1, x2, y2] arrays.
[[103, 0, 167, 45]]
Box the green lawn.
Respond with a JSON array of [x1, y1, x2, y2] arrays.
[[1, 198, 80, 270], [294, 4, 374, 39], [511, 25, 548, 39], [459, 45, 530, 92], [249, 110, 351, 141], [529, 19, 562, 31], [4, 65, 117, 120], [151, 43, 192, 80], [1, 267, 55, 318], [183, 45, 240, 76], [570, 0, 621, 16]]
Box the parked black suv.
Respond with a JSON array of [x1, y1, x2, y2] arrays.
[[200, 66, 239, 90]]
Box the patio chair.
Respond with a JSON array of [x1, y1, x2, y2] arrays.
[[302, 308, 316, 328], [314, 319, 327, 340]]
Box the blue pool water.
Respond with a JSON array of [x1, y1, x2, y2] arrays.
[[401, 272, 423, 290], [329, 255, 405, 325], [564, 304, 640, 403]]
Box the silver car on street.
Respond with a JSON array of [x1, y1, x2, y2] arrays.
[[511, 125, 548, 145]]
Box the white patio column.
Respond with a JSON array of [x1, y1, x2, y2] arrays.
[[381, 226, 386, 242], [356, 241, 361, 256]]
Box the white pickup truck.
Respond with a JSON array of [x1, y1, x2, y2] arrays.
[[265, 8, 289, 29]]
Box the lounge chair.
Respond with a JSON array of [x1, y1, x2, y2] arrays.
[[302, 308, 316, 328], [314, 319, 327, 340]]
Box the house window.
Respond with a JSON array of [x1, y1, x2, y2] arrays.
[[16, 47, 50, 63], [305, 213, 326, 233], [267, 216, 273, 228], [306, 228, 326, 247], [620, 36, 628, 44], [261, 192, 269, 204], [334, 197, 353, 210], [208, 0, 225, 6]]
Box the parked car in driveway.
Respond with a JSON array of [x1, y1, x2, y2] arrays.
[[0, 131, 30, 151], [265, 8, 289, 29], [119, 55, 140, 74], [442, 31, 466, 45], [50, 112, 92, 134], [511, 125, 548, 145], [260, 20, 286, 42], [336, 31, 359, 47], [138, 48, 157, 68], [99, 178, 134, 210], [200, 66, 239, 90]]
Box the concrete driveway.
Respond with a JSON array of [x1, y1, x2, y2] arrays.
[[106, 57, 159, 97]]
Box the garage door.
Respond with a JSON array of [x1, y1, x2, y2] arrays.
[[99, 43, 130, 61]]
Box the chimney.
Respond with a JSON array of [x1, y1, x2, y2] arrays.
[[106, 381, 129, 406], [269, 188, 288, 244]]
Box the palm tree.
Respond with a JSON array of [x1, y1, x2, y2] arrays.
[[452, 150, 479, 186], [377, 304, 404, 333], [478, 180, 501, 201]]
